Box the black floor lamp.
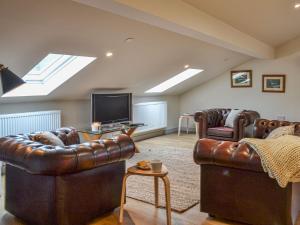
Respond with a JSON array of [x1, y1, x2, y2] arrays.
[[0, 64, 25, 95]]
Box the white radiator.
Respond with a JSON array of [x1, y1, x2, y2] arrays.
[[133, 101, 167, 132], [0, 110, 61, 137]]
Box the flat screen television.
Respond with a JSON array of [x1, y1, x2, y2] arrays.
[[91, 93, 132, 124]]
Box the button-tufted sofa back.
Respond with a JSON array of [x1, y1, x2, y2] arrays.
[[204, 108, 231, 127], [195, 108, 260, 128], [254, 119, 300, 139], [0, 127, 135, 175]]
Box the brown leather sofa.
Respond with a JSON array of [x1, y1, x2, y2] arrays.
[[0, 127, 135, 225], [194, 119, 300, 225], [194, 108, 260, 141]]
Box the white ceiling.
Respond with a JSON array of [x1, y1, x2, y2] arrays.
[[0, 0, 250, 103], [184, 0, 300, 47]]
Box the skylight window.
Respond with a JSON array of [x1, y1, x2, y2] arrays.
[[145, 68, 204, 93], [2, 53, 96, 97]]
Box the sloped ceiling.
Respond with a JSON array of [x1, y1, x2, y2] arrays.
[[0, 0, 250, 103], [184, 0, 300, 47]]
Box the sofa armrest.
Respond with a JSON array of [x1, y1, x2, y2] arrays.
[[0, 134, 135, 175], [232, 113, 247, 140], [193, 138, 263, 172], [194, 111, 208, 138]]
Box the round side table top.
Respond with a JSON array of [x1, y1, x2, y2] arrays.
[[127, 165, 168, 177]]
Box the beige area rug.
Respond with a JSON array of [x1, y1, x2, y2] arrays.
[[126, 141, 200, 213]]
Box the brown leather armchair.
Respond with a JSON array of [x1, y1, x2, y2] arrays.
[[0, 127, 135, 225], [194, 108, 260, 141], [194, 119, 300, 225]]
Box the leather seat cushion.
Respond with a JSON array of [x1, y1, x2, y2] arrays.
[[207, 127, 233, 138]]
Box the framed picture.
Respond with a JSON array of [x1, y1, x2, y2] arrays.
[[262, 75, 286, 93], [231, 70, 252, 88]]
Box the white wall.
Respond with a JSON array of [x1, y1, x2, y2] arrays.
[[0, 100, 90, 129], [0, 95, 180, 131], [180, 56, 300, 121]]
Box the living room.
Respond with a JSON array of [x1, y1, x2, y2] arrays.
[[1, 0, 300, 225]]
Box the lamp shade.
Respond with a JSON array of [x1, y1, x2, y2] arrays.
[[0, 65, 25, 94]]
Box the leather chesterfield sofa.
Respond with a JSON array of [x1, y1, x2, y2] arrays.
[[0, 127, 135, 225], [194, 119, 300, 225], [194, 108, 260, 141]]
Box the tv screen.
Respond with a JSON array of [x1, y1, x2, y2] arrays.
[[91, 93, 132, 124]]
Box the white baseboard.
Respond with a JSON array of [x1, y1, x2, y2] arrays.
[[132, 127, 178, 141], [132, 128, 165, 141], [164, 127, 178, 134]]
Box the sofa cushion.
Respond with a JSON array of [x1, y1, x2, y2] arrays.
[[207, 127, 234, 138], [32, 131, 65, 147], [225, 109, 244, 128]]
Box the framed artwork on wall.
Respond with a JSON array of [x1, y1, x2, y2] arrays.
[[262, 74, 286, 93], [231, 70, 252, 88]]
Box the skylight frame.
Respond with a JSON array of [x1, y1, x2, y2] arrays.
[[23, 54, 80, 83], [2, 53, 96, 97], [145, 68, 204, 93], [27, 54, 64, 76]]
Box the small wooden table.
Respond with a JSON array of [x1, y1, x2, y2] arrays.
[[178, 114, 198, 137], [119, 165, 172, 225]]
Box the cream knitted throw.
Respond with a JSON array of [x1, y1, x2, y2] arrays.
[[240, 135, 300, 188]]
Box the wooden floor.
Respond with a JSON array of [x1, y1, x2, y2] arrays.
[[0, 134, 246, 225]]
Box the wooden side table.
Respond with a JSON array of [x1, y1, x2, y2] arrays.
[[178, 114, 198, 137], [119, 165, 172, 225]]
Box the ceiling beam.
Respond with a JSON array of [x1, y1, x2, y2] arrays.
[[74, 0, 274, 59], [276, 36, 300, 58]]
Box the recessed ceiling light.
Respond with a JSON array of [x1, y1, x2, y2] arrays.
[[106, 52, 113, 57], [295, 3, 300, 8], [184, 64, 190, 68]]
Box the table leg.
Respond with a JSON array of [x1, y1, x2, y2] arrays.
[[121, 128, 140, 153], [186, 117, 189, 134], [178, 117, 182, 136], [195, 122, 199, 137], [119, 173, 130, 224], [162, 176, 172, 225], [82, 133, 102, 142], [121, 127, 137, 137], [134, 145, 140, 153], [154, 177, 159, 208]]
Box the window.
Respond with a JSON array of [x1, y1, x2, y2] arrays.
[[145, 68, 204, 93], [2, 53, 96, 97]]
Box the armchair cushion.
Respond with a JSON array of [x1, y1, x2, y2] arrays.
[[207, 127, 233, 138], [225, 109, 244, 128]]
